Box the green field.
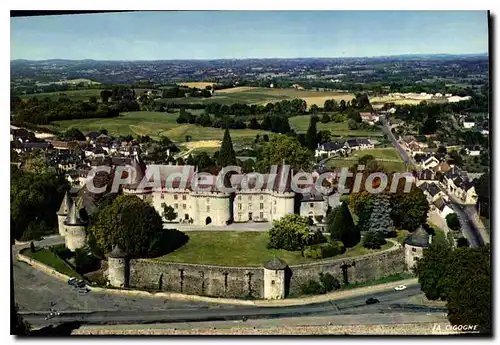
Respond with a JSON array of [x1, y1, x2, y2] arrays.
[[21, 88, 155, 101], [289, 115, 383, 137], [158, 87, 354, 108], [325, 159, 407, 172], [350, 148, 404, 161], [52, 111, 272, 142], [154, 231, 394, 267]]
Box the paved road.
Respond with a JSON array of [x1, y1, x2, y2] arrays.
[[434, 185, 485, 247], [20, 284, 445, 327], [380, 117, 414, 167]]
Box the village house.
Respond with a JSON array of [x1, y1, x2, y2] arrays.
[[443, 167, 478, 205], [359, 112, 380, 125], [419, 182, 447, 203], [315, 142, 348, 158], [465, 146, 482, 156], [432, 197, 455, 220], [420, 156, 440, 170], [433, 161, 452, 174], [462, 119, 476, 129], [416, 169, 437, 186]]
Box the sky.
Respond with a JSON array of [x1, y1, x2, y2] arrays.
[[10, 11, 489, 60]]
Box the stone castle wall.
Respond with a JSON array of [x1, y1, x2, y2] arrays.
[[126, 245, 405, 299], [129, 260, 264, 298]]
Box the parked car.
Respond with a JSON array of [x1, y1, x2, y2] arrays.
[[67, 277, 78, 287], [366, 298, 380, 305], [394, 285, 407, 291], [75, 280, 86, 288], [78, 288, 90, 294]]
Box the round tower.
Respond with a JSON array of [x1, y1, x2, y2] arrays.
[[64, 202, 88, 251], [107, 245, 128, 288], [403, 226, 431, 271], [263, 257, 287, 300], [56, 192, 72, 236], [271, 191, 295, 221]]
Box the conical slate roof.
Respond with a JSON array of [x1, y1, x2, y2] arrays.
[[264, 257, 288, 270], [107, 244, 127, 258], [404, 226, 430, 248], [64, 202, 87, 226], [56, 192, 72, 216]]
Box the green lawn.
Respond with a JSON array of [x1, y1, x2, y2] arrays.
[[22, 247, 81, 278], [350, 148, 403, 161], [289, 115, 383, 137], [154, 231, 394, 267], [325, 158, 407, 172], [52, 110, 272, 142]]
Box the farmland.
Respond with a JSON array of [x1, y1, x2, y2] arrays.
[[51, 111, 272, 143], [289, 115, 383, 137], [177, 82, 216, 89], [20, 88, 155, 101], [158, 87, 355, 109]]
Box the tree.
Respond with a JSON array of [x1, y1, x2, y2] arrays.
[[448, 150, 463, 166], [30, 241, 35, 253], [309, 104, 320, 114], [305, 116, 319, 151], [456, 237, 469, 247], [446, 213, 461, 231], [317, 130, 331, 144], [416, 244, 491, 334], [437, 146, 447, 155], [267, 214, 311, 251], [99, 128, 108, 135], [324, 99, 338, 112], [476, 172, 490, 218], [358, 154, 375, 166], [217, 128, 237, 167], [347, 118, 359, 130], [366, 195, 394, 235], [362, 231, 386, 249], [320, 113, 330, 123], [88, 195, 168, 258], [390, 186, 430, 231], [327, 202, 360, 248], [248, 117, 261, 129], [161, 203, 177, 222], [63, 128, 85, 141], [11, 165, 69, 241], [256, 135, 313, 172]]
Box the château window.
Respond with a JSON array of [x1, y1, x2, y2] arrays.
[[238, 203, 242, 210], [160, 194, 164, 199], [183, 204, 186, 209], [260, 203, 264, 209], [174, 203, 178, 209], [238, 195, 242, 200], [182, 195, 186, 201], [174, 195, 178, 200], [249, 203, 252, 210], [249, 195, 252, 200], [260, 212, 264, 219], [310, 203, 314, 208], [238, 212, 242, 219], [260, 195, 264, 200], [206, 205, 210, 212], [412, 248, 417, 252]]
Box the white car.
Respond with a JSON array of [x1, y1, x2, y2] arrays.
[[394, 285, 407, 291]]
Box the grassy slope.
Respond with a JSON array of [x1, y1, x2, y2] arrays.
[[23, 248, 80, 278], [154, 231, 393, 267]]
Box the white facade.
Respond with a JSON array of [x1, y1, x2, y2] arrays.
[[421, 157, 439, 170], [463, 122, 475, 129]]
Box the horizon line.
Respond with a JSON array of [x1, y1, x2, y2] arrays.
[[11, 52, 489, 62]]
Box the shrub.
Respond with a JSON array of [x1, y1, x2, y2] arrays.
[[303, 247, 322, 259], [20, 223, 44, 242], [300, 279, 324, 295], [308, 230, 327, 246], [362, 231, 387, 249], [52, 244, 72, 260], [319, 272, 341, 292], [303, 241, 345, 259]]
